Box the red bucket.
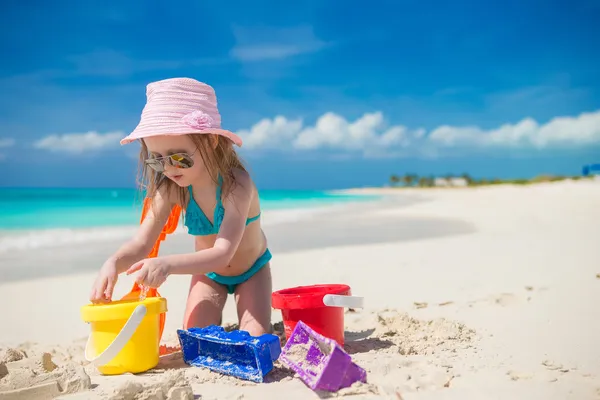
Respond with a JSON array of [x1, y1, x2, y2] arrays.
[[272, 284, 352, 346]]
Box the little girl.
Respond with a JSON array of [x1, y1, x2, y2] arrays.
[[90, 77, 272, 336]]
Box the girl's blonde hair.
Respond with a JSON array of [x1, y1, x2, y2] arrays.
[[136, 134, 247, 211]]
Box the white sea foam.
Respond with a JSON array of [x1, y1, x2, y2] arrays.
[[0, 226, 145, 253], [0, 206, 342, 254]]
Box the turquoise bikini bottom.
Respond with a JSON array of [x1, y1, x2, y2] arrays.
[[205, 249, 272, 294]]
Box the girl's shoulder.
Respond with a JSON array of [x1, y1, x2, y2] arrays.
[[231, 167, 252, 187], [226, 168, 256, 203]]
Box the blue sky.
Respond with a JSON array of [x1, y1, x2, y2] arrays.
[[1, 0, 599, 189]]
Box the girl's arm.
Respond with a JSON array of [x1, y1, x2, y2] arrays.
[[164, 173, 253, 275], [110, 186, 174, 274]]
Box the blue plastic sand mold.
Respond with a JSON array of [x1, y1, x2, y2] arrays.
[[177, 325, 281, 382]]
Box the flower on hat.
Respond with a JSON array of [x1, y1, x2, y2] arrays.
[[181, 110, 214, 130]]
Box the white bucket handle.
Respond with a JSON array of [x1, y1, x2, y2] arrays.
[[323, 294, 364, 309], [84, 304, 147, 366]]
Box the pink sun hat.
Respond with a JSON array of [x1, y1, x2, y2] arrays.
[[120, 77, 243, 147]]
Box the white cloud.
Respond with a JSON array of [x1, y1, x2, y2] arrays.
[[31, 110, 599, 159], [0, 138, 15, 148], [293, 112, 412, 151], [230, 26, 328, 62], [237, 110, 600, 157], [33, 131, 124, 154], [236, 116, 304, 149], [428, 110, 600, 149]]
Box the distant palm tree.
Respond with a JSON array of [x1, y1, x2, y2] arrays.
[[460, 173, 474, 185], [408, 174, 419, 186], [426, 175, 436, 187], [418, 177, 429, 187], [389, 174, 401, 186], [402, 173, 418, 187]]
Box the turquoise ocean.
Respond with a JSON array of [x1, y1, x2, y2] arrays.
[[0, 187, 377, 230]]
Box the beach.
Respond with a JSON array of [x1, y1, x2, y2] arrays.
[[1, 180, 599, 399]]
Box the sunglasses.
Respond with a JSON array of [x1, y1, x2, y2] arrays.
[[144, 149, 196, 173]]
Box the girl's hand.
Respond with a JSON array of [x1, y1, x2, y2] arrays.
[[126, 257, 171, 288], [90, 260, 118, 303]]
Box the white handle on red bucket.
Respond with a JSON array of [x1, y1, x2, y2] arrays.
[[323, 294, 364, 308], [84, 304, 147, 366]]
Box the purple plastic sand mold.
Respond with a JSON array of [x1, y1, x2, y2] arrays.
[[279, 320, 367, 392]]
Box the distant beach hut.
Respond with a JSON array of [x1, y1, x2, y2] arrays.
[[434, 177, 468, 187], [449, 177, 468, 187], [434, 178, 449, 187]]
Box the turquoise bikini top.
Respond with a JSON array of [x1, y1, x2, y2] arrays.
[[184, 175, 261, 236]]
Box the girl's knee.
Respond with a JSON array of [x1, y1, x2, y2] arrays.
[[238, 307, 272, 336], [240, 319, 271, 337], [183, 309, 222, 330]]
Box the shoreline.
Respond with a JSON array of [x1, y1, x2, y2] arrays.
[[0, 194, 386, 255], [0, 195, 430, 285], [335, 176, 599, 194]]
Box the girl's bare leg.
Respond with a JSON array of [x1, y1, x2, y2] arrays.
[[234, 263, 273, 336], [183, 274, 228, 329]]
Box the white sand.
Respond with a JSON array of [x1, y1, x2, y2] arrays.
[[1, 180, 599, 399]]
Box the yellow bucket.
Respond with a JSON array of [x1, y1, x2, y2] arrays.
[[80, 297, 167, 375]]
